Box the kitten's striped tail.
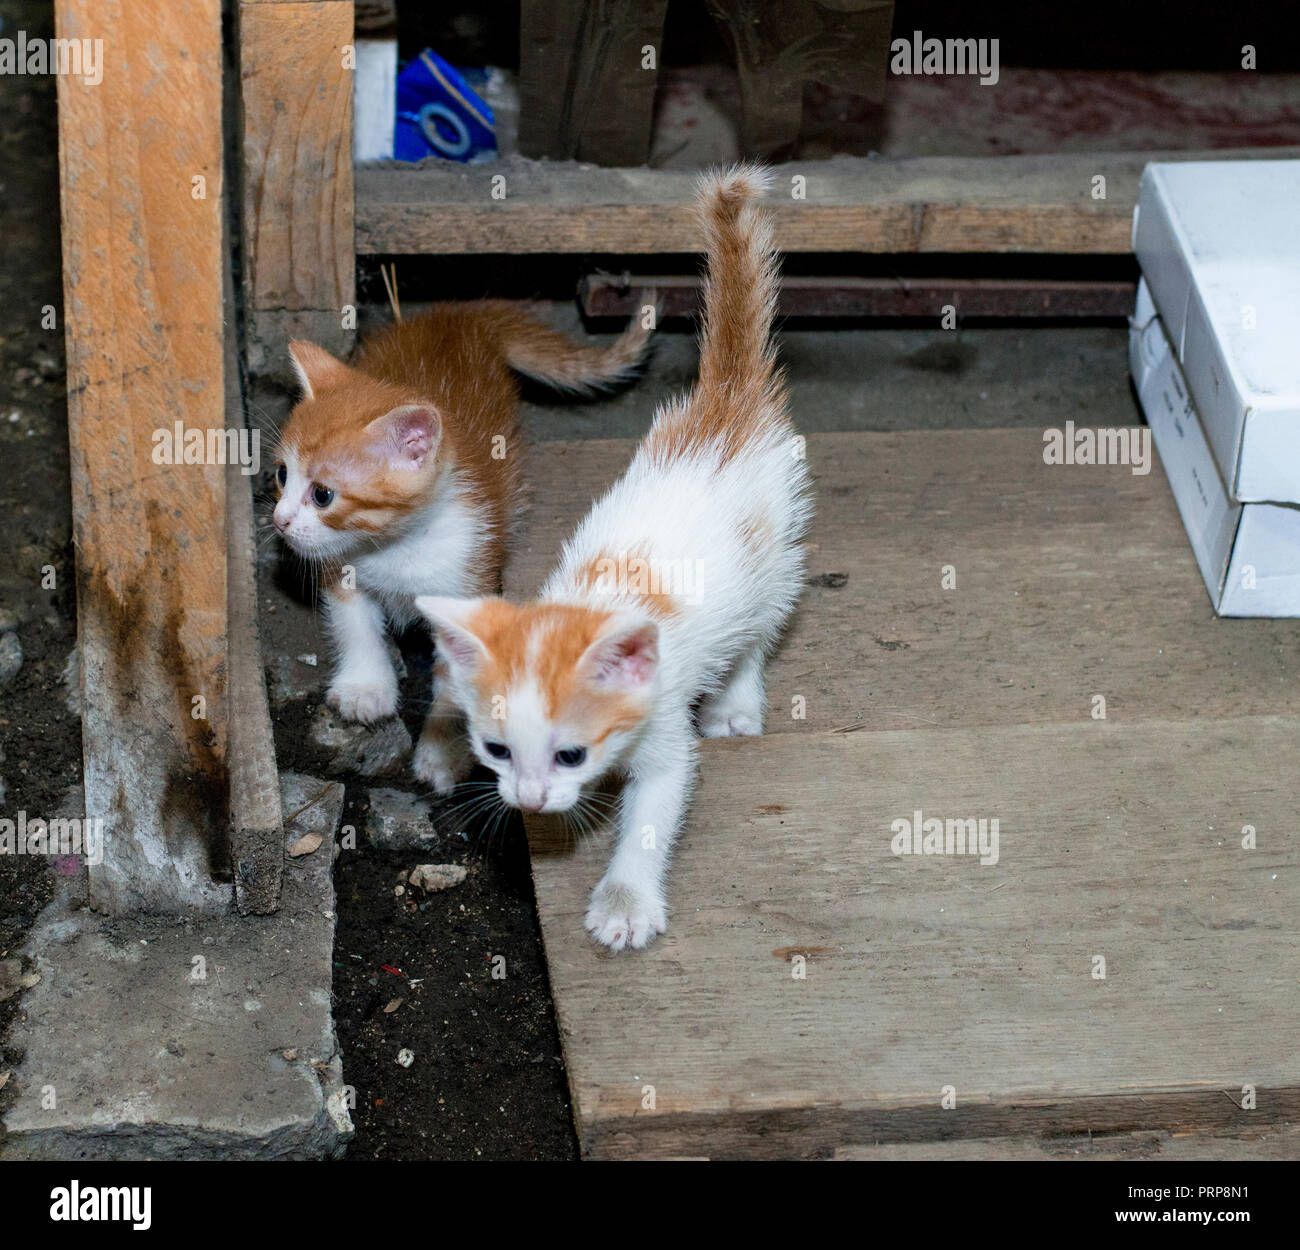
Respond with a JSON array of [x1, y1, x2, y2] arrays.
[[695, 164, 780, 410], [494, 297, 657, 394]]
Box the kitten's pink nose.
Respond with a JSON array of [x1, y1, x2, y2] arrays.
[[273, 505, 291, 534], [517, 781, 547, 811]]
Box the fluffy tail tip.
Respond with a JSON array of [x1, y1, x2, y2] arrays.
[[696, 162, 774, 211]]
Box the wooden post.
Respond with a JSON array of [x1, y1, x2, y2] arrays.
[[238, 0, 356, 380], [55, 0, 230, 913], [519, 0, 669, 166], [705, 0, 895, 158]]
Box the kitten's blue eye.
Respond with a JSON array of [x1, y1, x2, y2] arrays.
[[555, 747, 587, 768], [484, 740, 511, 760], [276, 463, 287, 487], [311, 484, 334, 508]]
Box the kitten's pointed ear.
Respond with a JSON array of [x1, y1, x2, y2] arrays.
[[415, 596, 486, 674], [579, 615, 659, 690], [288, 341, 352, 399], [366, 404, 442, 472]]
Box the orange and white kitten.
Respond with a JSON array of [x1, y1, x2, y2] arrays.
[[272, 302, 653, 790], [415, 167, 812, 951]]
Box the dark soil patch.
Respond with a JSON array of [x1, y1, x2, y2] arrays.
[[331, 815, 577, 1160], [0, 0, 82, 1124]]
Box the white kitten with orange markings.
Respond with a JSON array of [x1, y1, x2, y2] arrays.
[[271, 300, 653, 792], [416, 166, 811, 950]]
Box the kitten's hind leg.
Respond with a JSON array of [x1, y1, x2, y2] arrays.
[[698, 644, 766, 738], [411, 674, 473, 796], [325, 589, 399, 723]]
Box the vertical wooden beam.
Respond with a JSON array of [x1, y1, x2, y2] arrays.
[[238, 0, 355, 379], [519, 0, 669, 166], [55, 0, 230, 913], [224, 259, 284, 916], [705, 0, 895, 158]]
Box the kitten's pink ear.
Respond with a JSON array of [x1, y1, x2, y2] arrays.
[[415, 596, 486, 674], [366, 404, 441, 472], [288, 341, 352, 399], [579, 616, 659, 691]]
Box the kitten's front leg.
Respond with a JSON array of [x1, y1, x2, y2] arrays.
[[585, 719, 696, 952], [324, 588, 398, 723], [411, 668, 473, 795]]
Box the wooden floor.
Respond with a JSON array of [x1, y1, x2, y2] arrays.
[[504, 428, 1300, 1159]]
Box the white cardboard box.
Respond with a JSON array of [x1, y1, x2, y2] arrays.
[[1130, 280, 1300, 617], [1132, 160, 1300, 505]]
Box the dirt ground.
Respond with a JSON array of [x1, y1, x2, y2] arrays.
[[0, 0, 80, 1109]]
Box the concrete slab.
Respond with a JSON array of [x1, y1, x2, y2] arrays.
[[0, 773, 353, 1160]]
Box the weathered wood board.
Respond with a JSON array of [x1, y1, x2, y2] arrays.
[[518, 0, 670, 166], [835, 1124, 1300, 1161], [356, 148, 1300, 257], [508, 431, 1300, 734], [238, 0, 355, 377], [506, 428, 1300, 1158], [526, 720, 1300, 1159], [55, 0, 230, 913]]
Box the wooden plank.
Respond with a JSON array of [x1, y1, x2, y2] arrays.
[[506, 430, 1300, 734], [518, 0, 669, 166], [55, 0, 229, 913], [238, 0, 355, 376], [835, 1125, 1300, 1160], [581, 274, 1137, 320], [224, 255, 283, 916], [706, 0, 895, 156], [526, 718, 1300, 1158], [356, 148, 1300, 257]]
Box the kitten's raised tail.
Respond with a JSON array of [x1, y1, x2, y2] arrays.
[[694, 163, 779, 408], [495, 295, 657, 394]]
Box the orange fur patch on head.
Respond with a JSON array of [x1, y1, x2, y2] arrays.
[[280, 365, 440, 531], [458, 600, 649, 737]]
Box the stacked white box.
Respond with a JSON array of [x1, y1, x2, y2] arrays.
[[1130, 279, 1300, 616], [1133, 161, 1300, 505]]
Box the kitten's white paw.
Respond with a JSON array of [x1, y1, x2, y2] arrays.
[[585, 879, 667, 952], [327, 677, 398, 724], [411, 736, 470, 796], [699, 709, 762, 738]]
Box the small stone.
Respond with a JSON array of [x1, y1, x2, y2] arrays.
[[365, 787, 438, 851], [408, 863, 467, 893], [287, 832, 323, 857], [396, 1048, 414, 1068], [267, 653, 318, 703], [62, 645, 81, 716], [19, 972, 41, 989], [0, 631, 22, 687], [310, 706, 412, 778], [0, 958, 23, 1002], [296, 653, 318, 667], [383, 998, 404, 1014]]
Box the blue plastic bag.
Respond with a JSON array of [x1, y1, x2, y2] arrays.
[[395, 48, 496, 163]]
